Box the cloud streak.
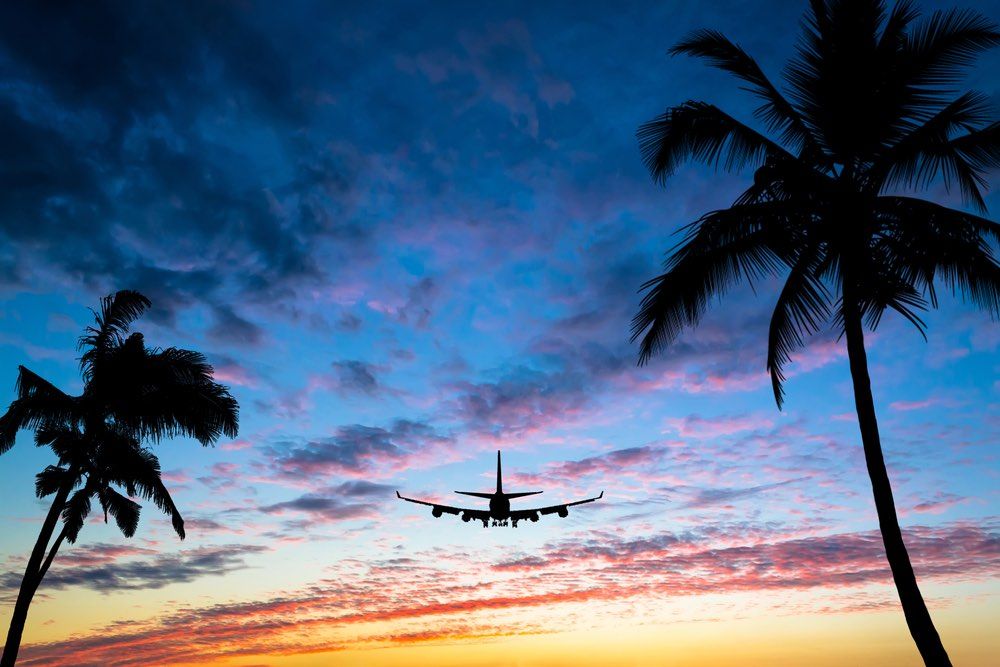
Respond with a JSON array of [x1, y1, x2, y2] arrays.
[[1, 545, 266, 593], [16, 521, 998, 665]]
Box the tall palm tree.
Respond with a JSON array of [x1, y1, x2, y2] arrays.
[[630, 2, 998, 665], [0, 290, 239, 666]]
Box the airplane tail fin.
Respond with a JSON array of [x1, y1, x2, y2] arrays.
[[496, 450, 502, 494], [496, 452, 543, 499]]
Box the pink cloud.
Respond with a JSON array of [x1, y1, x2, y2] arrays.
[[663, 414, 775, 439], [220, 439, 253, 451], [159, 469, 191, 484], [17, 520, 996, 666], [889, 398, 941, 412], [213, 359, 260, 388]]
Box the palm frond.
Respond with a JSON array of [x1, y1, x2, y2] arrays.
[[0, 367, 76, 454], [88, 338, 239, 444], [877, 196, 1000, 317], [767, 245, 832, 409], [738, 155, 838, 204], [35, 465, 73, 498], [877, 0, 919, 53], [949, 121, 1000, 178], [670, 30, 819, 155], [632, 203, 804, 364], [873, 92, 995, 211], [859, 275, 929, 335], [904, 8, 1000, 88], [104, 438, 157, 485], [79, 290, 151, 381], [61, 486, 93, 544], [146, 476, 185, 539], [100, 441, 185, 539], [115, 387, 239, 446], [637, 102, 792, 184], [97, 488, 141, 538], [14, 366, 67, 402]]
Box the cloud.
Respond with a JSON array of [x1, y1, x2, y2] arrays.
[[183, 518, 245, 536], [4, 2, 996, 664], [256, 478, 396, 525], [16, 521, 998, 666], [331, 480, 396, 497], [36, 543, 157, 569], [905, 492, 965, 516], [211, 355, 262, 388], [0, 1, 358, 335], [331, 360, 381, 395], [547, 446, 666, 480], [266, 420, 452, 481], [399, 20, 573, 139], [664, 413, 776, 439], [1, 544, 266, 593], [889, 398, 941, 412], [678, 478, 805, 509], [494, 522, 1000, 595], [260, 495, 377, 523], [206, 304, 265, 346], [270, 426, 402, 477], [336, 312, 363, 332], [445, 365, 594, 440]]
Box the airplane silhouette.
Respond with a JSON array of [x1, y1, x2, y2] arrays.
[[396, 450, 603, 528]]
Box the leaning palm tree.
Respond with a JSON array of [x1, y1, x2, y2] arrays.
[[0, 290, 239, 666], [630, 2, 998, 665]]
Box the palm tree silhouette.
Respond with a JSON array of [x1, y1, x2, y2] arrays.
[[630, 2, 998, 665], [0, 291, 239, 666]]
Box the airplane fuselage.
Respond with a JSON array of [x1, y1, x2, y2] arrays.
[[488, 494, 510, 519]]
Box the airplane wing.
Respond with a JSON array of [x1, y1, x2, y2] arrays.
[[511, 491, 604, 521], [396, 491, 491, 523]]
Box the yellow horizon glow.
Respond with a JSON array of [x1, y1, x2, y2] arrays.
[[10, 581, 998, 667]]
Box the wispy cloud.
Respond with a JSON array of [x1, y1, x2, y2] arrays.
[[1, 545, 266, 593], [17, 521, 998, 665]]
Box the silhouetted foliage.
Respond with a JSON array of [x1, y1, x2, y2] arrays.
[[631, 2, 998, 665], [0, 290, 239, 667]]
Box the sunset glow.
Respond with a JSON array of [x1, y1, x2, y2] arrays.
[[0, 1, 998, 665]]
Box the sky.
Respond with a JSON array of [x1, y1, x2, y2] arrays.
[[0, 1, 997, 665]]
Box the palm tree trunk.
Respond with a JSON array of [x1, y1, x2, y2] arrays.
[[1, 481, 72, 667], [37, 526, 68, 583], [843, 300, 951, 667]]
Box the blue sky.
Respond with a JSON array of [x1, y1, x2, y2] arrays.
[[0, 1, 997, 664]]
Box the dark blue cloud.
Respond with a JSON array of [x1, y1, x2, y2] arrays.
[[331, 360, 381, 395], [679, 478, 807, 509], [267, 419, 449, 478], [0, 544, 266, 593], [259, 495, 375, 522], [0, 1, 327, 329]]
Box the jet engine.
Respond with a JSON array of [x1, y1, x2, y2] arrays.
[[461, 512, 472, 522], [557, 508, 568, 518], [432, 506, 443, 518]]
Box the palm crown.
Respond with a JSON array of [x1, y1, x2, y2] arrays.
[[631, 0, 1000, 407], [0, 290, 238, 542]]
